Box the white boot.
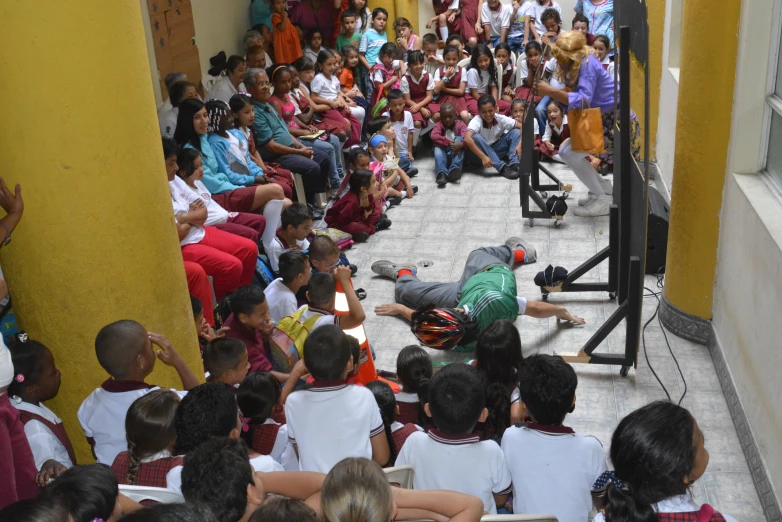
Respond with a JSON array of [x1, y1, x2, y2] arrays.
[[599, 177, 613, 195], [574, 194, 612, 217], [578, 192, 598, 206]]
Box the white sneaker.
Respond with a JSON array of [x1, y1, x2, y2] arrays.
[[578, 192, 598, 206], [574, 194, 612, 217], [599, 177, 613, 195]]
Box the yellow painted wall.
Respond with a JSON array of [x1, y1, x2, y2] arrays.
[[663, 0, 741, 318], [0, 0, 202, 462], [629, 0, 664, 160]]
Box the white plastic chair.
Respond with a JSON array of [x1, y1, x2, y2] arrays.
[[515, 52, 528, 89], [481, 515, 558, 522], [261, 198, 284, 251], [119, 485, 184, 504], [458, 57, 472, 69], [384, 465, 414, 489]]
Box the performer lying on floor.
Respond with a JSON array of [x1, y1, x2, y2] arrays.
[[372, 238, 585, 350]]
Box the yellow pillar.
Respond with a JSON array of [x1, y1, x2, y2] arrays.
[[0, 1, 202, 462], [395, 0, 419, 34], [663, 0, 741, 319]]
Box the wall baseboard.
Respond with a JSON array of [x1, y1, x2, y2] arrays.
[[660, 294, 712, 345]]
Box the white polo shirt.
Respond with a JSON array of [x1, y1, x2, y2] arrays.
[[481, 2, 512, 37], [13, 399, 74, 470], [166, 453, 283, 493], [525, 0, 562, 36], [311, 73, 342, 102], [395, 429, 512, 514], [383, 110, 415, 156], [297, 305, 340, 331], [186, 179, 232, 227], [467, 114, 518, 145], [267, 231, 310, 272], [169, 176, 206, 246], [77, 381, 187, 465], [501, 423, 605, 522], [264, 278, 299, 323], [400, 72, 435, 95], [466, 68, 493, 95], [285, 381, 384, 472], [433, 65, 463, 83]]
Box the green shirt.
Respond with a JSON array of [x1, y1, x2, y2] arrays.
[[336, 32, 362, 53], [456, 265, 519, 350]]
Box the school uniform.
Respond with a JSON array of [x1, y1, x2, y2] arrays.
[[285, 380, 384, 472], [501, 423, 605, 522], [501, 62, 515, 92], [77, 380, 187, 465], [539, 115, 569, 161], [432, 0, 462, 34], [480, 1, 512, 46], [166, 453, 283, 493], [394, 391, 422, 425], [369, 60, 403, 108], [248, 418, 299, 471], [593, 495, 736, 522], [296, 305, 341, 331], [325, 191, 380, 236], [465, 68, 511, 115], [431, 120, 468, 178], [0, 392, 38, 509], [467, 114, 521, 173], [14, 399, 76, 470], [264, 278, 299, 324], [525, 0, 563, 38], [515, 57, 546, 103], [431, 65, 469, 115], [111, 450, 183, 488], [386, 110, 416, 171], [266, 228, 310, 273], [311, 73, 363, 147], [390, 421, 422, 456], [223, 314, 274, 373], [400, 71, 435, 127], [185, 178, 266, 243], [395, 429, 513, 514]]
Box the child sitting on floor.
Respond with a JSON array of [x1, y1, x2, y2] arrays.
[[296, 271, 366, 332], [368, 134, 416, 206], [539, 99, 569, 162], [501, 354, 605, 522], [265, 251, 312, 323], [401, 51, 436, 128], [326, 169, 391, 242], [77, 321, 197, 465], [285, 325, 389, 472], [111, 389, 182, 488], [433, 45, 471, 124], [309, 234, 356, 275], [431, 102, 467, 187], [204, 338, 251, 386], [395, 363, 513, 514], [10, 336, 76, 480], [394, 345, 432, 427], [368, 116, 401, 162], [237, 371, 298, 470], [511, 98, 540, 138], [267, 203, 313, 273], [464, 95, 523, 179], [222, 286, 286, 381], [366, 380, 421, 466], [386, 89, 419, 174], [422, 33, 445, 77]]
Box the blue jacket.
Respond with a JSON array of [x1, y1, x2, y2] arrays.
[[207, 130, 264, 190], [184, 135, 247, 195]]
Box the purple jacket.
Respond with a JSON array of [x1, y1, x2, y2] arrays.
[[567, 54, 616, 114]]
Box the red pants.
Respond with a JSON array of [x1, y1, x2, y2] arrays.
[[181, 227, 257, 302], [184, 261, 215, 326], [215, 213, 266, 243]]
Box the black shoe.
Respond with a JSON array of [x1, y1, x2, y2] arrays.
[[406, 167, 419, 177], [447, 168, 463, 182], [353, 232, 370, 243], [500, 165, 519, 180], [436, 172, 448, 187], [375, 217, 392, 231], [388, 196, 402, 206], [349, 264, 358, 275], [412, 186, 419, 194], [380, 213, 388, 219]]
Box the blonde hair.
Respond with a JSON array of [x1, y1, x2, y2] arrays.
[[551, 30, 590, 87], [322, 458, 394, 522]]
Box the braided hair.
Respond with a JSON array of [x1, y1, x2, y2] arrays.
[[365, 380, 398, 466], [124, 390, 180, 485], [205, 99, 231, 134]]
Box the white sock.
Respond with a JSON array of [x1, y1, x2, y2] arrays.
[[384, 201, 391, 211], [440, 26, 449, 41], [400, 190, 408, 198], [517, 296, 528, 314]]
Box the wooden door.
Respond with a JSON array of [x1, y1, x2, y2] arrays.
[[148, 0, 202, 98]]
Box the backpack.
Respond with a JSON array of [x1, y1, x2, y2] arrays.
[[269, 306, 322, 372]]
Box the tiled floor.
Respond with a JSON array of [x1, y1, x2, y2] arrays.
[[343, 150, 765, 521]]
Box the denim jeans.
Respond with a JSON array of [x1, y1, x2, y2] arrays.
[[469, 129, 521, 172], [489, 36, 501, 48], [399, 153, 412, 172], [507, 36, 525, 55], [535, 95, 550, 135], [302, 135, 344, 189], [434, 137, 465, 175]]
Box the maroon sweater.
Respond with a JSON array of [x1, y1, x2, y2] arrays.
[[0, 393, 38, 509]]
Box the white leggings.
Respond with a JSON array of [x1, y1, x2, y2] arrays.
[[559, 138, 605, 195], [348, 105, 365, 124]]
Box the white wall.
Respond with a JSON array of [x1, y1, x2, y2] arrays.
[[655, 0, 681, 199], [713, 0, 782, 503]]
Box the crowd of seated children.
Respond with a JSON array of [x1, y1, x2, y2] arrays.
[[433, 46, 470, 125], [326, 169, 391, 242], [502, 354, 605, 522], [464, 94, 523, 179], [523, 0, 563, 45], [466, 44, 511, 116], [77, 320, 197, 465], [284, 325, 389, 473], [265, 251, 312, 322], [431, 102, 467, 187], [310, 50, 364, 146], [203, 338, 251, 387], [110, 390, 182, 489], [396, 363, 513, 515]]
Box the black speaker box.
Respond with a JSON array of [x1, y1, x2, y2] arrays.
[[646, 187, 670, 275]]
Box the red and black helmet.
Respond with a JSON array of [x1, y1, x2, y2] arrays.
[[410, 308, 471, 351]]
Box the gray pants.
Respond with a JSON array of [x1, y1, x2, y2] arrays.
[[394, 246, 514, 309]]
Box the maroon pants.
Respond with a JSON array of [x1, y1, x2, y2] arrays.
[[215, 213, 266, 243], [181, 227, 258, 302], [0, 395, 38, 509], [340, 206, 382, 236]]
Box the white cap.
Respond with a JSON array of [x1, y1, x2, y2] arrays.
[[0, 336, 12, 388]]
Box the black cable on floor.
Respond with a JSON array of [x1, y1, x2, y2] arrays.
[[641, 268, 688, 405]]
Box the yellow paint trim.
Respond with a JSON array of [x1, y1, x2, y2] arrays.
[[663, 0, 742, 318], [0, 0, 202, 463]]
